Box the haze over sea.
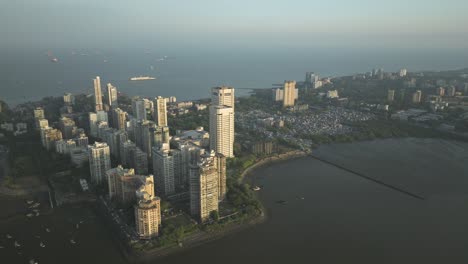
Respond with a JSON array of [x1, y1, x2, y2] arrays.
[[2, 47, 468, 105]]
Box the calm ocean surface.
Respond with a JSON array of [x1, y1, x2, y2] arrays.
[[2, 138, 468, 264], [1, 48, 468, 105]]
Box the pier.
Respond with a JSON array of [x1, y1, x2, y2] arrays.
[[308, 155, 425, 200]]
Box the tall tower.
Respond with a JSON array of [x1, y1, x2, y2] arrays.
[[94, 76, 104, 112], [412, 90, 422, 104], [209, 105, 234, 158], [283, 80, 296, 107], [107, 83, 118, 107], [211, 86, 235, 109], [88, 142, 111, 184], [153, 96, 168, 127], [132, 98, 147, 121]]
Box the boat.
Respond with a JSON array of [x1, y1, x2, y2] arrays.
[[45, 228, 51, 233], [29, 259, 38, 264], [129, 76, 156, 81], [70, 239, 76, 245], [35, 212, 40, 217], [50, 57, 59, 63], [40, 242, 45, 248], [252, 186, 261, 191], [26, 213, 34, 218], [276, 200, 288, 205], [14, 241, 21, 247], [6, 234, 12, 239], [76, 224, 79, 229], [26, 200, 34, 205]]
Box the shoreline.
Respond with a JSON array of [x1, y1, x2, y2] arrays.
[[239, 150, 310, 181], [118, 150, 308, 262]]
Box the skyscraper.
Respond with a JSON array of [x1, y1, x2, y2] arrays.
[[153, 96, 168, 127], [211, 86, 235, 109], [107, 83, 118, 107], [189, 156, 219, 223], [152, 143, 176, 197], [283, 81, 297, 107], [132, 98, 147, 121], [94, 76, 104, 112], [209, 105, 234, 158], [412, 90, 422, 104], [63, 93, 75, 105], [399, 68, 408, 77], [152, 126, 170, 150], [88, 142, 111, 184], [112, 108, 127, 131]]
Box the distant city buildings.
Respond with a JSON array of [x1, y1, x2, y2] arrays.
[[94, 76, 104, 112], [34, 107, 45, 120], [132, 98, 147, 121], [272, 81, 299, 106], [40, 127, 63, 150], [106, 83, 118, 107], [153, 96, 168, 127], [399, 68, 408, 77], [412, 90, 422, 104], [283, 81, 297, 107], [63, 93, 75, 105], [88, 142, 111, 184], [112, 108, 127, 131], [436, 87, 445, 96], [326, 90, 339, 99]]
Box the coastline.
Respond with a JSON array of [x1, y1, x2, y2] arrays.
[[118, 149, 308, 262], [239, 150, 309, 181]]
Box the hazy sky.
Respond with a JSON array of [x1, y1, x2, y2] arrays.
[[2, 0, 468, 50]]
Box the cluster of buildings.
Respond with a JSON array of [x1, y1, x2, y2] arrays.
[[33, 77, 236, 240]]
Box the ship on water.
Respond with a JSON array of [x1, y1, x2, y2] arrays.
[[129, 76, 156, 81]]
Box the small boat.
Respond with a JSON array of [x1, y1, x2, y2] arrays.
[[29, 259, 38, 264], [45, 228, 51, 233], [276, 200, 288, 205], [252, 186, 261, 191], [0, 246, 4, 249], [26, 213, 34, 218], [40, 242, 45, 248], [26, 200, 34, 205], [14, 241, 21, 247], [76, 224, 79, 229], [6, 234, 12, 239], [70, 239, 76, 245], [35, 212, 40, 217]]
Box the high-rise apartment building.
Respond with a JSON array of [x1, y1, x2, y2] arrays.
[[112, 108, 127, 130], [59, 117, 77, 139], [88, 142, 111, 184], [211, 86, 235, 109], [134, 191, 161, 239], [94, 76, 104, 112], [106, 83, 118, 107], [189, 156, 219, 223], [34, 107, 45, 120], [132, 98, 147, 121], [152, 143, 176, 197], [412, 90, 422, 104], [209, 105, 234, 158], [63, 93, 75, 105], [283, 81, 297, 107], [436, 87, 445, 96], [399, 68, 408, 77], [153, 96, 168, 127], [40, 127, 63, 150], [106, 165, 154, 206]]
